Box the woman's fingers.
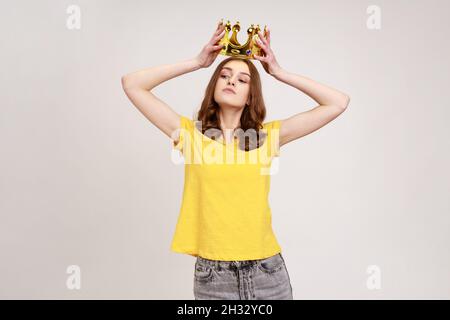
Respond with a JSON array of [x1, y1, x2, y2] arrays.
[[215, 22, 224, 35], [256, 37, 266, 53], [214, 20, 221, 33], [257, 30, 268, 46], [217, 28, 225, 38], [211, 24, 225, 43], [212, 29, 225, 45], [254, 54, 267, 62]]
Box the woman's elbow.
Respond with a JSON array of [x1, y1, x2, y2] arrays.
[[121, 74, 135, 91], [340, 94, 350, 110]]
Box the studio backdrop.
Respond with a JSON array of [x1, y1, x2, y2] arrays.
[[1, 0, 449, 299]]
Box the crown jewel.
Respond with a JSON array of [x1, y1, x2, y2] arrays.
[[218, 19, 267, 60]]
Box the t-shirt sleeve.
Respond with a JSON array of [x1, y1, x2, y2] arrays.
[[263, 120, 281, 158], [172, 115, 194, 154]]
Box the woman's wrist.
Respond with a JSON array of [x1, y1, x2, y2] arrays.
[[270, 67, 287, 79], [192, 58, 204, 70]]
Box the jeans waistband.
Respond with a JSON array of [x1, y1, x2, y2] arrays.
[[197, 253, 282, 270]]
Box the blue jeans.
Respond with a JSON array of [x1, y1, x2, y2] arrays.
[[193, 252, 294, 300]]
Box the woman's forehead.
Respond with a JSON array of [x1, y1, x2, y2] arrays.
[[221, 65, 251, 77]]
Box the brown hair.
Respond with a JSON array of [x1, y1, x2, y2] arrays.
[[195, 56, 268, 152]]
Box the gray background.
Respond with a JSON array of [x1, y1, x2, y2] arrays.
[[1, 0, 449, 299]]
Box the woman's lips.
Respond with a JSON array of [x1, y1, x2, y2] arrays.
[[223, 88, 236, 94]]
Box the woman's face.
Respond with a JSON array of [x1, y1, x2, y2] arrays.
[[214, 60, 251, 109]]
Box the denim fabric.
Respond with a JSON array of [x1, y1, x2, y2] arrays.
[[193, 253, 293, 300]]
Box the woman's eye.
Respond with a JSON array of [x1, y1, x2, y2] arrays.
[[220, 75, 247, 83]]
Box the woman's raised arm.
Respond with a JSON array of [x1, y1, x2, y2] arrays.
[[121, 20, 226, 144], [121, 58, 201, 140], [272, 69, 351, 147]]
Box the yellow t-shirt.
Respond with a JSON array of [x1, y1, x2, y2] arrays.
[[170, 115, 282, 261]]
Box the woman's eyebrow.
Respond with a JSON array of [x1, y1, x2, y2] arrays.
[[221, 67, 251, 78]]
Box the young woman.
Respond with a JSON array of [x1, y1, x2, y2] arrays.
[[121, 21, 350, 300]]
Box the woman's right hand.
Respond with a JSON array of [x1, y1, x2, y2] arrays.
[[194, 21, 226, 69]]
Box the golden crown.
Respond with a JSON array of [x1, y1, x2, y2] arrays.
[[218, 19, 268, 60]]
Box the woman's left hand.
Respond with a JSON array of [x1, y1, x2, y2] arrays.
[[254, 27, 283, 76]]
